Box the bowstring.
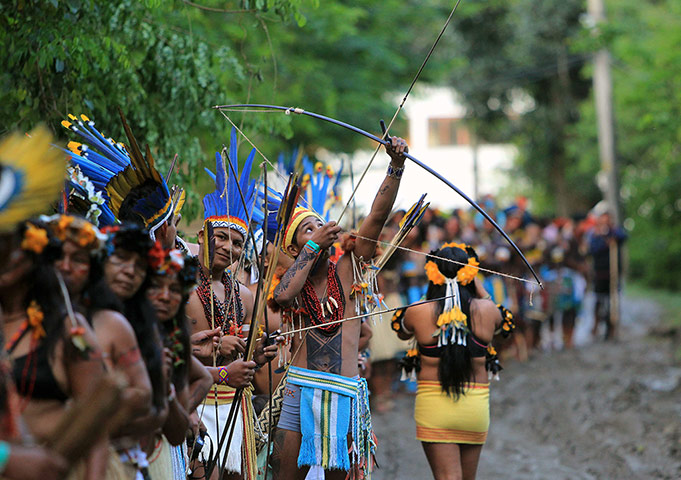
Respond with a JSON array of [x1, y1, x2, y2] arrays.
[[335, 0, 463, 224], [217, 108, 538, 288], [280, 293, 458, 337]]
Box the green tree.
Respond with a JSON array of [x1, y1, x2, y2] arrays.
[[445, 0, 595, 215], [587, 0, 681, 289], [1, 0, 452, 220]]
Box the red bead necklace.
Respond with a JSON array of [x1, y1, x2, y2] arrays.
[[300, 261, 345, 335]]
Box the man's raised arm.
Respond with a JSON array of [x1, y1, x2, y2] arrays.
[[353, 136, 408, 259]]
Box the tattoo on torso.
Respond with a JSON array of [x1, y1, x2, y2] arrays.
[[306, 326, 342, 374]]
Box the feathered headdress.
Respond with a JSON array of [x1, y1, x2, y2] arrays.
[[0, 126, 66, 232], [202, 127, 257, 239], [61, 111, 174, 240], [63, 165, 117, 227], [302, 157, 343, 221]]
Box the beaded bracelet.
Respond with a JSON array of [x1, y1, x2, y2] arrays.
[[304, 239, 321, 254], [0, 441, 10, 474], [216, 366, 229, 386], [386, 164, 404, 179]]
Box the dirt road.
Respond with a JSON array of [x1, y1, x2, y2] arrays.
[[370, 293, 681, 479]]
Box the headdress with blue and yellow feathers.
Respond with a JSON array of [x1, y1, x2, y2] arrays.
[[62, 110, 181, 239]]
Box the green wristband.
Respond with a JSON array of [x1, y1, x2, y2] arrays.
[[0, 441, 10, 474], [305, 240, 321, 253]]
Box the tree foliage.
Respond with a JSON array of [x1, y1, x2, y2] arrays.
[[599, 0, 681, 289], [446, 0, 594, 215], [1, 0, 449, 220]]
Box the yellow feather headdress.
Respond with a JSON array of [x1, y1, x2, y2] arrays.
[[0, 126, 66, 232]]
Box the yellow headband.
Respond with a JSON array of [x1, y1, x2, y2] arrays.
[[283, 207, 323, 255]]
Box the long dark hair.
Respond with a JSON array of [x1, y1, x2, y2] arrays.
[[425, 245, 478, 398], [105, 224, 166, 410], [155, 255, 198, 390], [124, 282, 166, 409], [16, 221, 73, 361]]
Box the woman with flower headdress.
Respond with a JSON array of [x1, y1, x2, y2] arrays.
[[395, 243, 505, 480], [100, 223, 169, 478], [44, 214, 156, 478], [0, 219, 108, 479], [144, 248, 212, 480]]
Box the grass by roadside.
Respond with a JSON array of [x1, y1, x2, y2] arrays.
[[627, 281, 681, 361], [626, 281, 681, 328]]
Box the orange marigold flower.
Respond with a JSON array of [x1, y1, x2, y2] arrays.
[[21, 224, 49, 255], [56, 215, 75, 240], [457, 258, 479, 285], [27, 300, 46, 339], [425, 261, 446, 285], [77, 222, 96, 247]]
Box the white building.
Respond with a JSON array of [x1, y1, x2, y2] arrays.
[[325, 86, 516, 222]]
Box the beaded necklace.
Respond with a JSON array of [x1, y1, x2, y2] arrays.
[[196, 267, 243, 331], [299, 261, 345, 335]]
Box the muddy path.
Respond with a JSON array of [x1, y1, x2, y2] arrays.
[[370, 293, 681, 479]]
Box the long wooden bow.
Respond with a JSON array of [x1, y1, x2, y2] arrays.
[[213, 103, 543, 289]]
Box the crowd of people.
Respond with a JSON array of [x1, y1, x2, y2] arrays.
[[0, 111, 625, 480], [366, 195, 627, 409]]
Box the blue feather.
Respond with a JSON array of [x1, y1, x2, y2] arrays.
[[203, 127, 257, 232]]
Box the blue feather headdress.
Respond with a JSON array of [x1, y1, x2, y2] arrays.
[[61, 112, 173, 240], [257, 154, 343, 245], [63, 165, 117, 227], [301, 157, 343, 221], [203, 127, 257, 239]]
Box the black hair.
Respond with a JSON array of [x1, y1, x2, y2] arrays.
[[80, 256, 126, 321], [124, 281, 166, 410], [105, 223, 166, 409], [155, 255, 199, 390], [426, 245, 478, 398], [106, 223, 155, 254], [17, 221, 72, 360]]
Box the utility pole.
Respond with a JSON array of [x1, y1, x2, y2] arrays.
[[470, 126, 479, 201], [587, 0, 622, 338], [587, 0, 620, 225]]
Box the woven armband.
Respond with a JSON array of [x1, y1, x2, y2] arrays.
[[304, 239, 321, 254], [497, 304, 516, 338], [0, 441, 9, 474], [216, 366, 229, 385], [390, 308, 412, 336]]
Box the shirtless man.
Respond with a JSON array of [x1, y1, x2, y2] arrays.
[[270, 136, 408, 479], [186, 146, 275, 479]]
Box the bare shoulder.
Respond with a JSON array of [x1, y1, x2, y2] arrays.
[[92, 309, 138, 349], [238, 282, 253, 302], [471, 299, 502, 324], [404, 301, 435, 332], [93, 309, 134, 332], [335, 254, 353, 278]]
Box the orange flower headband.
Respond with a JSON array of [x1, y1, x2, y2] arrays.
[[424, 242, 479, 286], [46, 215, 103, 250], [21, 223, 49, 255]]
